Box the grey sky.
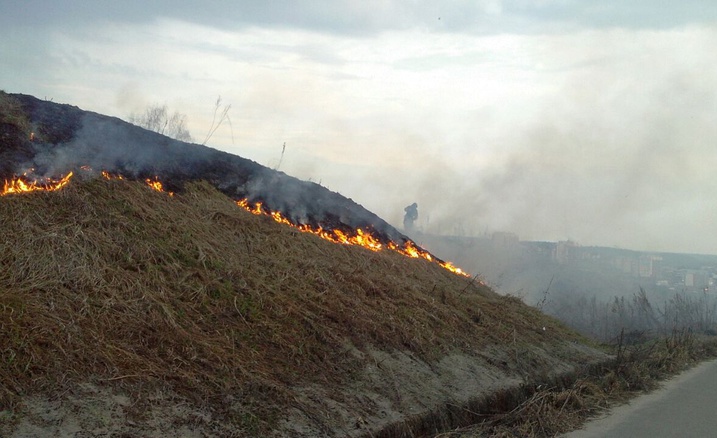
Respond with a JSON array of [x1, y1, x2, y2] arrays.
[[2, 1, 717, 254], [3, 1, 717, 33]]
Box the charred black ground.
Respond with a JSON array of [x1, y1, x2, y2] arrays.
[[1, 93, 410, 246]]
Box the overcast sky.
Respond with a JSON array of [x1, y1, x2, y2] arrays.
[[2, 1, 717, 254]]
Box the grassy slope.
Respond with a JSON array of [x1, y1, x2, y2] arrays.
[[0, 175, 598, 435]]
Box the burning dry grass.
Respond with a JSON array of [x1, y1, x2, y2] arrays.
[[0, 177, 584, 433]]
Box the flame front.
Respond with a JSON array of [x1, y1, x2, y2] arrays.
[[102, 171, 171, 196], [1, 171, 74, 196], [2, 168, 172, 197], [1, 168, 468, 277], [235, 198, 470, 276], [145, 177, 173, 196], [238, 199, 384, 251], [102, 170, 124, 180]]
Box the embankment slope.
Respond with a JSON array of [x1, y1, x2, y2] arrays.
[[0, 91, 608, 436], [0, 178, 606, 436]]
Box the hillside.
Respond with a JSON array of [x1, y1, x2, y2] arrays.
[[0, 92, 411, 245], [0, 92, 608, 436], [0, 176, 606, 437]]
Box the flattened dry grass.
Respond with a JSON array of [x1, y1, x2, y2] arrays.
[[0, 177, 582, 431]]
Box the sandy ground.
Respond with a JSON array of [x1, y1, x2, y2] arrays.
[[1, 341, 608, 437]]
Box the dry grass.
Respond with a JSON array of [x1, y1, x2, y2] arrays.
[[0, 177, 586, 433], [434, 331, 717, 437]]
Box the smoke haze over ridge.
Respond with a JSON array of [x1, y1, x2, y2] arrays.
[[2, 2, 717, 253], [6, 94, 410, 248]]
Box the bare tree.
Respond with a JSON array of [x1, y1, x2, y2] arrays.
[[129, 104, 193, 142]]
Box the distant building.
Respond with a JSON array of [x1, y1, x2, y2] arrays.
[[613, 256, 636, 275], [684, 270, 709, 290], [553, 240, 579, 265], [491, 232, 519, 249], [638, 255, 656, 278]]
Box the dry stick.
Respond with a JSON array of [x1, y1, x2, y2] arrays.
[[102, 374, 141, 381], [446, 402, 488, 419], [233, 296, 249, 325], [275, 142, 286, 171], [536, 275, 554, 311], [460, 273, 482, 295], [202, 97, 220, 144], [202, 96, 231, 145], [558, 388, 575, 415]]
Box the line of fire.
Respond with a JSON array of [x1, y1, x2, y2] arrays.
[[1, 168, 469, 277]]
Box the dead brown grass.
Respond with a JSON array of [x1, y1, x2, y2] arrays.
[[434, 331, 717, 438], [0, 176, 587, 433]]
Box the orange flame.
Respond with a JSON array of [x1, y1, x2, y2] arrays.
[[0, 168, 468, 276], [144, 177, 173, 196], [1, 171, 74, 196], [2, 168, 173, 198], [235, 198, 470, 276], [101, 170, 124, 180], [439, 261, 467, 276], [100, 169, 171, 196]]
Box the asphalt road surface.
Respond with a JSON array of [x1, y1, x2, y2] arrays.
[[563, 358, 717, 438]]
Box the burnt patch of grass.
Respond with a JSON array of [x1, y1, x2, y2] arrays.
[[0, 91, 35, 179], [0, 91, 31, 135]]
